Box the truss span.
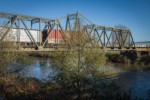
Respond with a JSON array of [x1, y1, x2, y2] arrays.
[[0, 11, 137, 51]]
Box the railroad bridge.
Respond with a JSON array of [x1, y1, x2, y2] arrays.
[[0, 12, 149, 53]]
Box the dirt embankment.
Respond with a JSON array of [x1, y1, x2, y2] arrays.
[[105, 52, 150, 65]]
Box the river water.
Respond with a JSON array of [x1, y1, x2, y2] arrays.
[[16, 58, 58, 81], [14, 57, 150, 100]]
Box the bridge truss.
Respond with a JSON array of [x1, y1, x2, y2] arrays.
[[0, 12, 136, 51]]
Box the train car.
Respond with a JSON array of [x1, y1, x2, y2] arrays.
[[42, 29, 65, 44], [13, 29, 41, 43], [1, 28, 42, 43], [0, 27, 42, 48], [1, 27, 86, 48], [42, 29, 85, 45]]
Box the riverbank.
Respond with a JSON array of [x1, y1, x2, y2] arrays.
[[0, 51, 129, 99], [29, 51, 150, 65], [0, 73, 133, 100], [27, 52, 150, 79], [0, 50, 150, 99], [1, 71, 150, 100], [0, 74, 40, 99], [105, 52, 150, 65], [28, 52, 61, 58], [0, 59, 150, 99]]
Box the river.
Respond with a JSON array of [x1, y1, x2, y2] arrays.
[[12, 57, 150, 100]]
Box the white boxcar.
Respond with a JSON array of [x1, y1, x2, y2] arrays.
[[2, 28, 41, 43]]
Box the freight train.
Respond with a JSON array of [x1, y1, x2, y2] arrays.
[[0, 28, 64, 47], [1, 28, 85, 48]]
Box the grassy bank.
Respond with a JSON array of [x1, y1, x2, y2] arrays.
[[105, 51, 150, 65], [138, 55, 150, 65], [28, 52, 54, 58], [0, 73, 133, 100], [0, 49, 130, 99], [1, 72, 150, 99]]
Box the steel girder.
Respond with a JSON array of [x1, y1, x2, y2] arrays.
[[83, 24, 135, 48]]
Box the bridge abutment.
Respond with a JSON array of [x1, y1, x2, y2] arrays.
[[120, 50, 137, 63]]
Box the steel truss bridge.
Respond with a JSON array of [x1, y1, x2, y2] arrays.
[[0, 11, 149, 52]]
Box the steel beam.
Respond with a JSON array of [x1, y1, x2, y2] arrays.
[[0, 16, 17, 41], [20, 19, 38, 48], [42, 26, 55, 47]]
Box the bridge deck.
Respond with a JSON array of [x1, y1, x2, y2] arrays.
[[135, 47, 150, 52], [1, 47, 149, 52]]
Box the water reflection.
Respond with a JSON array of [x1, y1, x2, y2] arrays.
[[114, 63, 150, 72], [17, 57, 58, 81]]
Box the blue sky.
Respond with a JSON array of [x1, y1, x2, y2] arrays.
[[0, 0, 150, 41]]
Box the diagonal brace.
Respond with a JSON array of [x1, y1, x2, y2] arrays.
[[21, 19, 38, 48]]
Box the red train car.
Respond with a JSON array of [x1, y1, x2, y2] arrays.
[[42, 29, 64, 44], [42, 29, 85, 45]]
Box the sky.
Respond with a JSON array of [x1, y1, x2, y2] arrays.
[[0, 0, 150, 42]]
